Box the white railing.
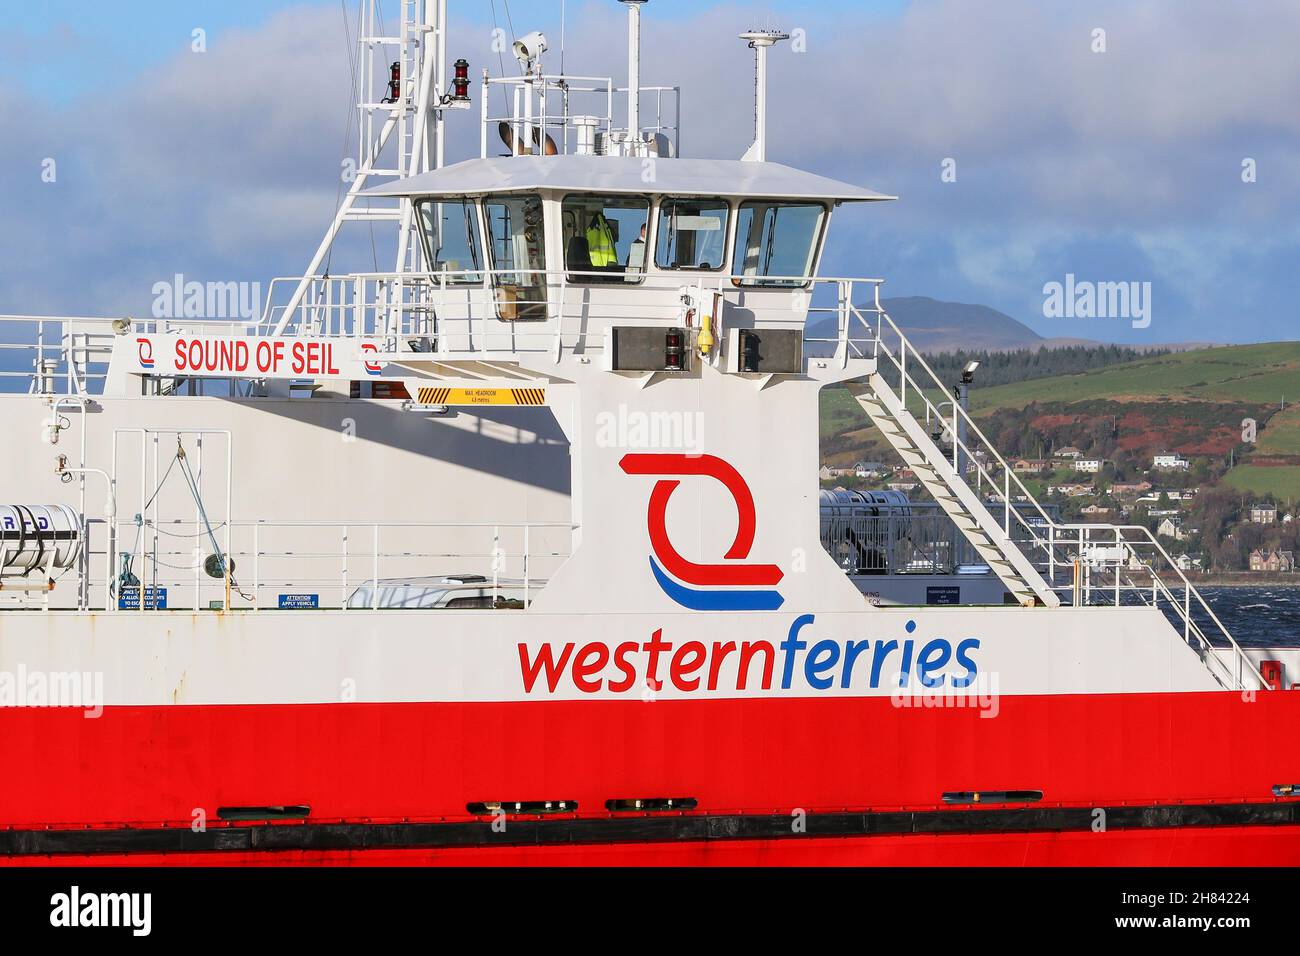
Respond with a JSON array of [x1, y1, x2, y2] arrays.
[[74, 518, 574, 613], [256, 268, 695, 356], [0, 314, 274, 396], [854, 289, 1265, 691], [0, 274, 885, 390], [0, 315, 119, 396], [254, 270, 886, 361], [479, 74, 681, 158], [820, 499, 1062, 576]]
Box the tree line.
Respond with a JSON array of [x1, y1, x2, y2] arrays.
[[921, 345, 1169, 389]]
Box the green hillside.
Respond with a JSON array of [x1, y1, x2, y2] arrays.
[[1257, 403, 1300, 455], [820, 342, 1300, 503], [819, 341, 1300, 564], [968, 342, 1300, 412], [820, 385, 867, 441], [1222, 465, 1300, 503]]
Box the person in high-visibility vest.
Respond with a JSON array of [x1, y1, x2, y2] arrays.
[[586, 212, 617, 268]]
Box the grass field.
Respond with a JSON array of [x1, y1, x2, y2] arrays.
[[1257, 403, 1300, 455], [968, 342, 1300, 413], [819, 380, 947, 464], [1221, 465, 1300, 504], [820, 386, 867, 440]]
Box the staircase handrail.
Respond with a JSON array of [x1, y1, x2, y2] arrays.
[[860, 290, 1265, 691]]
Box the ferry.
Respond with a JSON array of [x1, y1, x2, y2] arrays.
[[1, 0, 1298, 866]]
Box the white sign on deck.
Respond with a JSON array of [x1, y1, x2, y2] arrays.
[[129, 334, 390, 380]]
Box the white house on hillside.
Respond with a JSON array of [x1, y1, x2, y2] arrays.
[[854, 461, 889, 478], [1251, 505, 1279, 525], [1157, 517, 1186, 541]]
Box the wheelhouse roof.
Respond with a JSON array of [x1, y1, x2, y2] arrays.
[[361, 156, 895, 203]]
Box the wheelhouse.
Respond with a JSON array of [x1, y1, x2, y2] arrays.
[[365, 155, 894, 350]]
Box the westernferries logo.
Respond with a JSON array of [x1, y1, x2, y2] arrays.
[[515, 453, 983, 697], [619, 453, 784, 611], [516, 617, 983, 697]]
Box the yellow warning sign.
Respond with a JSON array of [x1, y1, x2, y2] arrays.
[[416, 386, 546, 406]]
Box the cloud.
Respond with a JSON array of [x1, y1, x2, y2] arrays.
[[0, 5, 351, 317], [0, 0, 1297, 345]]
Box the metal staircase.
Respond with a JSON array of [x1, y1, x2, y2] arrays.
[[831, 286, 1268, 691], [852, 375, 1059, 608]]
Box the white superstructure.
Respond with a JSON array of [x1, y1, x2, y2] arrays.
[[0, 0, 1268, 705]]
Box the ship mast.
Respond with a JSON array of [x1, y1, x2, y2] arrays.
[[621, 0, 646, 149], [739, 29, 789, 163], [273, 0, 461, 335]]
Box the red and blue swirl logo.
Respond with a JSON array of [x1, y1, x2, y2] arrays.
[[620, 453, 784, 611]]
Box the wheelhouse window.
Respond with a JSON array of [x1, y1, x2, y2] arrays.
[[561, 193, 651, 283], [415, 199, 483, 284], [483, 193, 548, 320], [655, 198, 729, 272], [731, 201, 826, 287]]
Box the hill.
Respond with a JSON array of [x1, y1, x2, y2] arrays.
[[821, 342, 1300, 505], [808, 296, 1044, 352], [967, 342, 1300, 412], [873, 297, 1045, 351], [1221, 401, 1300, 501], [1254, 402, 1300, 456], [806, 296, 1219, 354]]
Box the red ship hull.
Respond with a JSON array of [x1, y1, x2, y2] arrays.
[[2, 688, 1298, 865]]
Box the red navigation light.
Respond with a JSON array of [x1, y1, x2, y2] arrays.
[[664, 329, 685, 371], [385, 61, 401, 103], [452, 58, 470, 101]]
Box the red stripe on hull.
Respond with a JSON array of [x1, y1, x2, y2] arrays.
[[1, 690, 1298, 861]]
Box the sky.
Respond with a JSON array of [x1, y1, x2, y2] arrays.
[[0, 0, 1296, 345]]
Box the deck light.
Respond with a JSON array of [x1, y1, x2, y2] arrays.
[[513, 32, 548, 69], [400, 400, 451, 415]]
